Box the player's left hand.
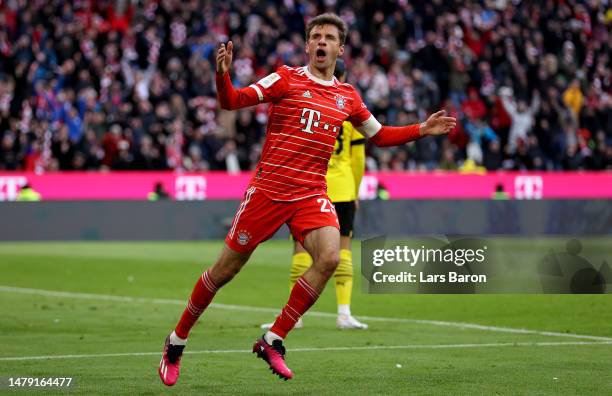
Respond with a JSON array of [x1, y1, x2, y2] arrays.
[[420, 110, 457, 136]]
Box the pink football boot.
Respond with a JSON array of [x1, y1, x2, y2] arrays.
[[252, 336, 294, 380]]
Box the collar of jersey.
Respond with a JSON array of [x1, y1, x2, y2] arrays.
[[303, 66, 337, 86]]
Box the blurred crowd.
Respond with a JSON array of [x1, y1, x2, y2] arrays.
[[0, 0, 610, 173]]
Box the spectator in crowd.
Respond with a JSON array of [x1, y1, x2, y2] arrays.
[[483, 139, 503, 171], [0, 1, 610, 172], [439, 142, 458, 171], [491, 183, 510, 200], [148, 181, 170, 201], [563, 79, 584, 119], [501, 89, 541, 155], [16, 183, 41, 201], [464, 117, 498, 165]]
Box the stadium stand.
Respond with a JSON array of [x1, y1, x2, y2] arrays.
[[0, 0, 610, 172]]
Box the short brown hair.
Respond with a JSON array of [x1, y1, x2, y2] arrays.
[[305, 13, 347, 45]]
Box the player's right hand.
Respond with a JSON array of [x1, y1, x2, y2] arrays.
[[216, 41, 233, 74]]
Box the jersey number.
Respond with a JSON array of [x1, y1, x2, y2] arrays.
[[317, 198, 336, 214]]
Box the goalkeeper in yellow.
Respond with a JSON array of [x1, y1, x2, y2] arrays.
[[263, 59, 368, 330]]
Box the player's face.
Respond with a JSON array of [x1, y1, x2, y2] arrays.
[[306, 24, 345, 71]]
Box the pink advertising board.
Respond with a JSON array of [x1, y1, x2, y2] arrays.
[[0, 171, 610, 201], [358, 172, 612, 200]]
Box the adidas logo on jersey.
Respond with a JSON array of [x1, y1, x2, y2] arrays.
[[302, 90, 312, 98]]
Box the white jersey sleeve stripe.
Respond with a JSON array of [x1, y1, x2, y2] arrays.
[[356, 114, 382, 138], [249, 84, 264, 101]]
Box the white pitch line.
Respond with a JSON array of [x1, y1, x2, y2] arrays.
[[1, 285, 611, 342], [1, 341, 611, 362]]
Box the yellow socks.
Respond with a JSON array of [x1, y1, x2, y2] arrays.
[[289, 252, 312, 291], [334, 249, 353, 310]]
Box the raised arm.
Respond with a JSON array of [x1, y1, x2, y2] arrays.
[[501, 94, 518, 118], [367, 111, 456, 147], [529, 91, 541, 115], [215, 72, 261, 110], [348, 88, 455, 147], [216, 41, 288, 110], [215, 42, 261, 110]]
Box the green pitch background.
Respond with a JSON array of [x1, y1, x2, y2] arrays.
[[0, 241, 611, 395]]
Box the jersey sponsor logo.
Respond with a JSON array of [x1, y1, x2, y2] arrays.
[[300, 107, 321, 134], [302, 90, 312, 98], [299, 107, 340, 135], [237, 230, 252, 245], [257, 73, 281, 89], [335, 94, 346, 109]]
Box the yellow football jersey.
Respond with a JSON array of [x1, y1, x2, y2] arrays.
[[326, 121, 366, 202]]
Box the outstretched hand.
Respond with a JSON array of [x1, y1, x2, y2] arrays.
[[216, 41, 233, 74], [420, 110, 457, 136]]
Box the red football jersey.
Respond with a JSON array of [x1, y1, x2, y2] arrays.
[[241, 65, 381, 201]]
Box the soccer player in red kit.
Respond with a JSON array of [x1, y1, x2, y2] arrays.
[[159, 13, 456, 385]]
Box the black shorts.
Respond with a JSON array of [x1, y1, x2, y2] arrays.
[[333, 201, 356, 237]]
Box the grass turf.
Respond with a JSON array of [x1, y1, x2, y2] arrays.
[[0, 241, 611, 395]]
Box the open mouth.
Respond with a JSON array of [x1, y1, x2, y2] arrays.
[[315, 48, 326, 61]]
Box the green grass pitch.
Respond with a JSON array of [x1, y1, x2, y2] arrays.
[[0, 241, 611, 395]]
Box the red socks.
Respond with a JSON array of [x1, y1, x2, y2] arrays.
[[175, 270, 218, 339], [271, 276, 320, 338], [175, 272, 318, 340]]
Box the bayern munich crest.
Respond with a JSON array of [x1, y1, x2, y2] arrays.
[[335, 95, 346, 109], [237, 230, 252, 246]]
